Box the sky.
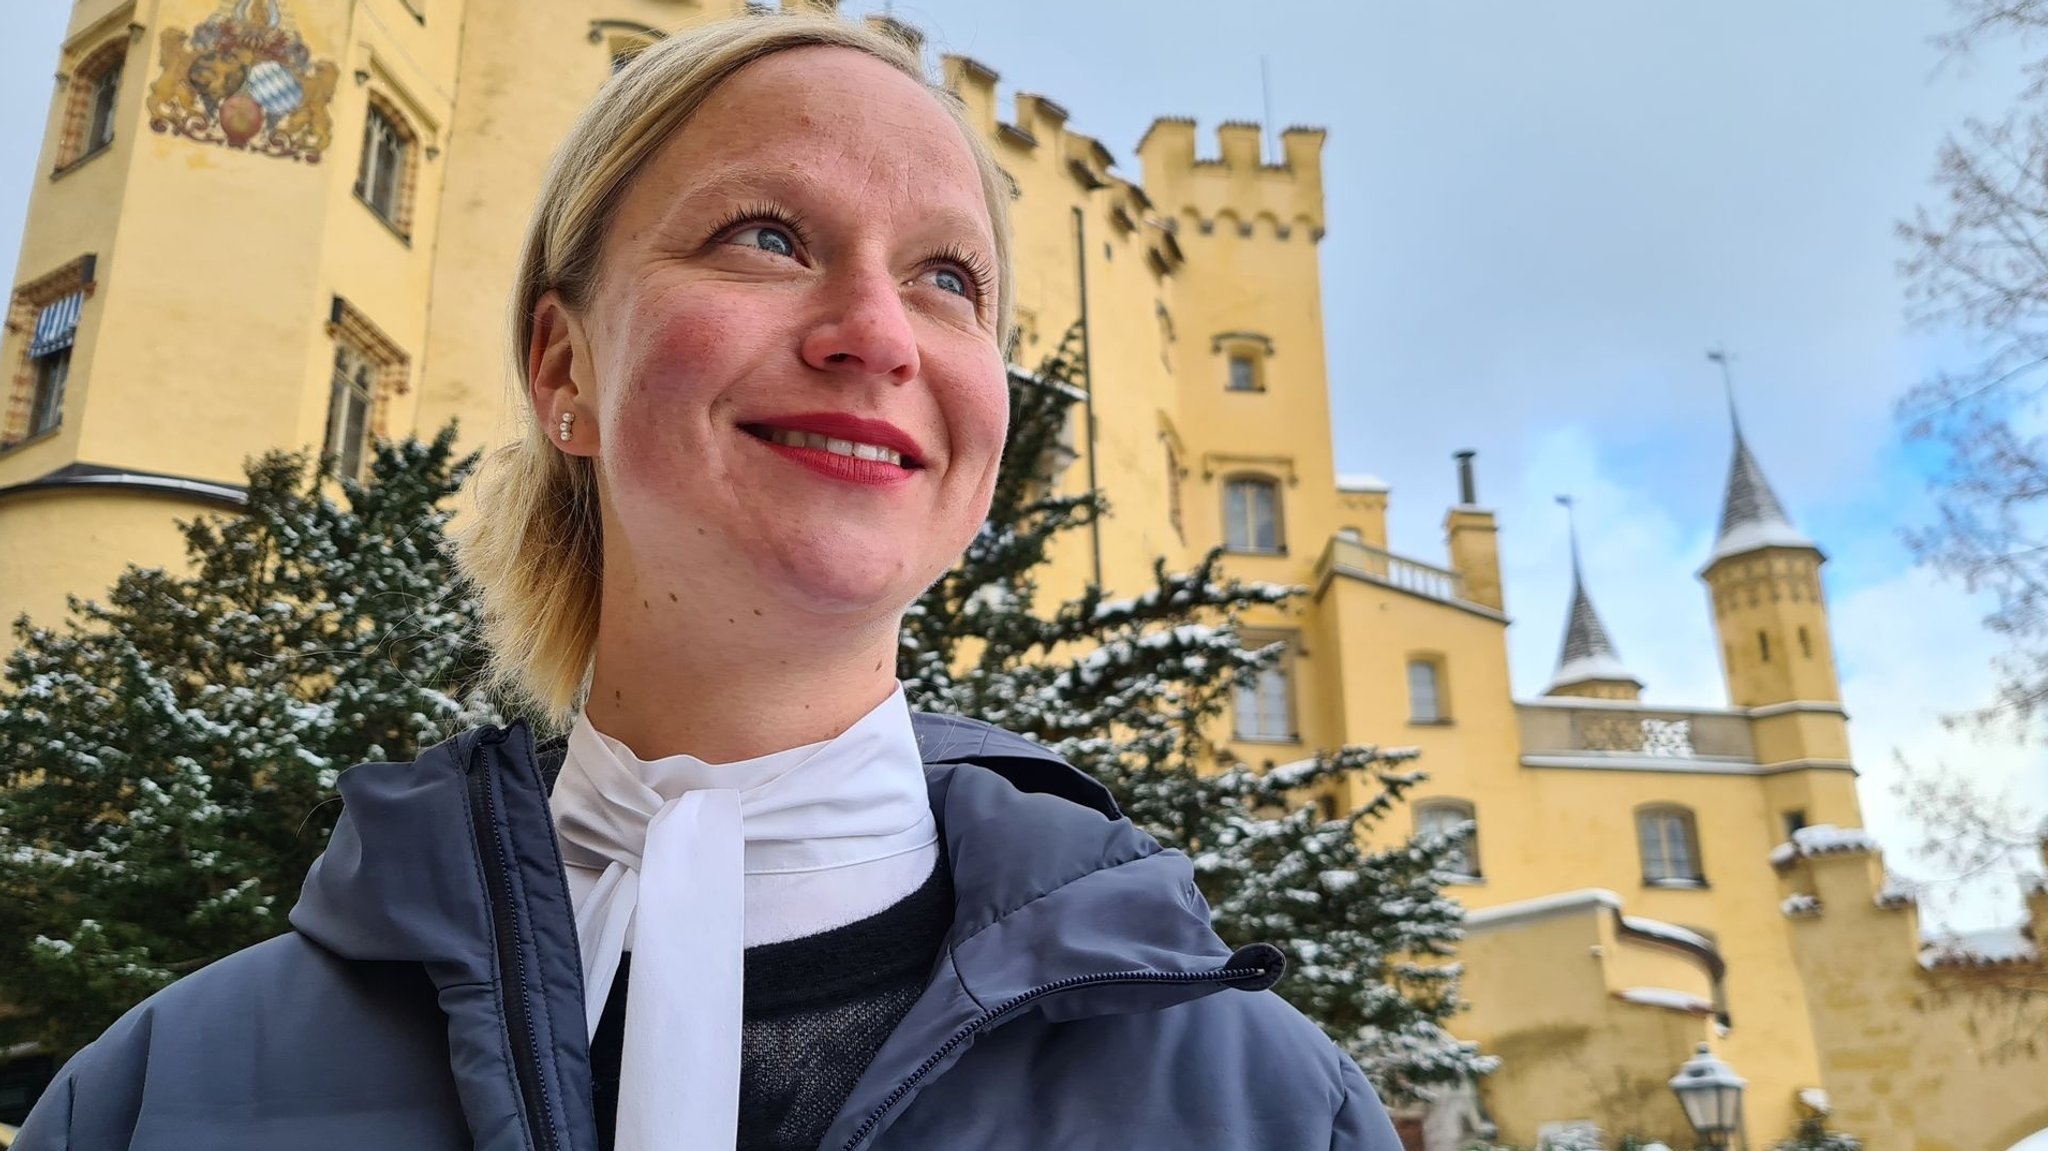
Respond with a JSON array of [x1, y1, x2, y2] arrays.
[[3, 2, 2043, 927]]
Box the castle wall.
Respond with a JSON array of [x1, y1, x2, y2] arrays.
[[1783, 846, 2048, 1151]]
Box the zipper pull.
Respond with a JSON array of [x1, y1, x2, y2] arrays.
[[1227, 942, 1287, 992]]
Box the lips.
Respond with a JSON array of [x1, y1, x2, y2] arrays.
[[739, 411, 928, 469]]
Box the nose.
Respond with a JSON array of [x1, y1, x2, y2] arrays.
[[799, 266, 920, 384]]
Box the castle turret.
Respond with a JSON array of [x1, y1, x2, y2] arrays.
[[1545, 497, 1642, 701], [1699, 403, 1836, 708], [1699, 384, 1859, 825]]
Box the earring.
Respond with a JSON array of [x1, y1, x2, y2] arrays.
[[557, 411, 575, 443]]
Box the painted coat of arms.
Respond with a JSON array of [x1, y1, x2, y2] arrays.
[[147, 0, 338, 162]]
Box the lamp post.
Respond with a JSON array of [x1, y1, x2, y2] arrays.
[[1669, 1043, 1747, 1151]]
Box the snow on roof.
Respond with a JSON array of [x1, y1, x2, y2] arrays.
[[1548, 652, 1641, 691], [1615, 987, 1715, 1014], [1781, 893, 1822, 918], [1769, 824, 1881, 869], [1336, 472, 1389, 493], [1620, 915, 1716, 953], [1464, 889, 1623, 932], [1920, 926, 2041, 969], [1798, 1088, 1832, 1115], [1708, 517, 1814, 564], [1875, 875, 1919, 909]]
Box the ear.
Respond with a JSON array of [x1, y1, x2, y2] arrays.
[[530, 290, 599, 457]]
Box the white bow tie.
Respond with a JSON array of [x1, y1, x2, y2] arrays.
[[551, 685, 938, 1150]]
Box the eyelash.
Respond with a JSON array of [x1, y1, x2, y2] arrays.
[[926, 244, 997, 306], [708, 204, 995, 306]]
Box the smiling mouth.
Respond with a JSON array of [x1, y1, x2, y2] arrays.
[[740, 424, 925, 470]]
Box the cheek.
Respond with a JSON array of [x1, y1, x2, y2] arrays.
[[954, 350, 1012, 470], [601, 287, 760, 447]]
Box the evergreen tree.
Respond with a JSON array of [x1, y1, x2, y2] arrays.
[[1772, 1118, 1862, 1151], [0, 429, 497, 1055], [901, 325, 1496, 1102]]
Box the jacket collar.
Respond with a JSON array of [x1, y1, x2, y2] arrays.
[[290, 715, 1276, 1150]]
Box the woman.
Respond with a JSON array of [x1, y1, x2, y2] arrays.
[[20, 16, 1402, 1151]]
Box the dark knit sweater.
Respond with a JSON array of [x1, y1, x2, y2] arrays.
[[591, 861, 954, 1151]]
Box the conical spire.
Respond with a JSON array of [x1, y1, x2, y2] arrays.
[[1707, 355, 1812, 564], [1548, 497, 1641, 695]]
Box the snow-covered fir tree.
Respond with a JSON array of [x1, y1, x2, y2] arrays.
[[0, 429, 498, 1055], [901, 324, 1496, 1102]]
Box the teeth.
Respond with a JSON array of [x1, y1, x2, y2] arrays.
[[764, 427, 904, 467]]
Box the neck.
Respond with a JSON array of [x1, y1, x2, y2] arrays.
[[584, 572, 903, 765]]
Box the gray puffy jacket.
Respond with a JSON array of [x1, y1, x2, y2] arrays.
[[18, 714, 1403, 1150]]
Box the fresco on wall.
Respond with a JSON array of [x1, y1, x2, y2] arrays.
[[147, 0, 337, 162]]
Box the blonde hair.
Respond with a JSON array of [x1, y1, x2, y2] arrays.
[[455, 14, 1015, 725]]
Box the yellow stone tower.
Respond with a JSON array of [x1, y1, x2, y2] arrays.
[[1698, 399, 1860, 830]]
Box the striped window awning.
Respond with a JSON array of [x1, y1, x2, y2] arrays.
[[29, 290, 83, 359]]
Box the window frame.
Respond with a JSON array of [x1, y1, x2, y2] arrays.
[[3, 255, 95, 451], [28, 347, 70, 438], [1222, 473, 1285, 555], [1226, 353, 1259, 392], [1212, 331, 1274, 394], [1416, 798, 1482, 880], [1232, 628, 1299, 744], [1407, 655, 1449, 724], [1637, 804, 1707, 887], [87, 64, 120, 155], [325, 342, 376, 480], [321, 295, 411, 480], [354, 97, 418, 241], [55, 40, 127, 173]]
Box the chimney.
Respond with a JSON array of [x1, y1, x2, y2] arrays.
[[1444, 451, 1503, 611]]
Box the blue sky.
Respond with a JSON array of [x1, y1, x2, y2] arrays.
[[2, 1, 2042, 925]]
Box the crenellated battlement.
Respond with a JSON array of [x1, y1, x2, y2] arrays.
[[1136, 118, 1326, 240]]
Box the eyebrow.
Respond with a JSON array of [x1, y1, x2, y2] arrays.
[[652, 163, 994, 252]]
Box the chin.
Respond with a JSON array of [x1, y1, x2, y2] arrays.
[[765, 543, 927, 621]]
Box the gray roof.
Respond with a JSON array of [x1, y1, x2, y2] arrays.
[[1709, 421, 1812, 564], [1548, 534, 1641, 693]]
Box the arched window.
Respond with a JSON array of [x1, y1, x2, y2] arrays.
[[1223, 475, 1283, 554], [324, 296, 410, 480], [57, 40, 126, 170], [1637, 804, 1705, 886], [355, 95, 419, 239], [1416, 799, 1480, 879], [1232, 629, 1296, 743], [1408, 656, 1447, 723]]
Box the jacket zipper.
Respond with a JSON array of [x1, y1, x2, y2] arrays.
[[838, 960, 1276, 1151], [469, 732, 563, 1151]]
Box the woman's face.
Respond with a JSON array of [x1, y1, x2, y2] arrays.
[[547, 46, 1008, 626]]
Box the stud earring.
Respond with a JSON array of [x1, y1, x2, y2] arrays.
[[557, 411, 575, 442]]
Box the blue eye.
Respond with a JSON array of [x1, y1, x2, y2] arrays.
[[733, 225, 795, 258], [933, 268, 967, 296]]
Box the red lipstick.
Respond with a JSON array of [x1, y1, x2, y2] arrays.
[[741, 412, 926, 489]]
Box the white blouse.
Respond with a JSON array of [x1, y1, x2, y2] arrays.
[[550, 682, 938, 1150]]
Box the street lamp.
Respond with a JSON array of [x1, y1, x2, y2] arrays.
[[1669, 1043, 1747, 1150]]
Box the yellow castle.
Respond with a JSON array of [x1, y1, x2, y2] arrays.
[[2, 2, 2044, 1147]]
